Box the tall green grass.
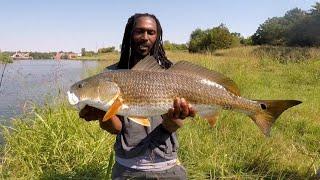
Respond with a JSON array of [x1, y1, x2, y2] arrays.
[[1, 46, 320, 179], [1, 100, 115, 179]]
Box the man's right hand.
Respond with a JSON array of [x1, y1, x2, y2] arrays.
[[79, 105, 122, 134], [79, 105, 106, 121]]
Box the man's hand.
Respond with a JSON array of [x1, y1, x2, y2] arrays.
[[79, 105, 122, 134], [99, 115, 122, 134], [79, 105, 105, 121], [162, 97, 196, 133]]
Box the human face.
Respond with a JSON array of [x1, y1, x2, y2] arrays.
[[131, 16, 158, 57]]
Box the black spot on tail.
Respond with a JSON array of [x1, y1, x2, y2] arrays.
[[260, 103, 267, 110]]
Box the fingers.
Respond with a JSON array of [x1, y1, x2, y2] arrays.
[[170, 97, 195, 120], [79, 105, 106, 121], [188, 104, 196, 117], [99, 115, 122, 134], [180, 98, 189, 119], [168, 108, 174, 119], [173, 98, 181, 119]]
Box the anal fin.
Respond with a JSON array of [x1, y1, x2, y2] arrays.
[[205, 112, 220, 128], [128, 116, 151, 126], [198, 109, 220, 128]]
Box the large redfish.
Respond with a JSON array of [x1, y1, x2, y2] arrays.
[[67, 56, 301, 136]]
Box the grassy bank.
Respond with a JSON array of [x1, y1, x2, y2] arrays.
[[75, 52, 119, 61], [1, 46, 320, 179], [0, 53, 13, 63]]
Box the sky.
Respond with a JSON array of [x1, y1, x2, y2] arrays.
[[0, 0, 318, 53]]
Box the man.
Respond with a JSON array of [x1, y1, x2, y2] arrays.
[[79, 13, 194, 179]]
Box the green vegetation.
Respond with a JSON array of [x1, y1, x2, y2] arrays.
[[29, 52, 55, 59], [163, 40, 188, 51], [98, 47, 116, 53], [80, 47, 117, 59], [76, 51, 119, 61], [252, 2, 320, 47], [188, 24, 243, 53], [0, 53, 13, 63], [1, 101, 115, 179], [1, 46, 320, 179]]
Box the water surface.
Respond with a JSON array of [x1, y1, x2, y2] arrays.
[[0, 60, 104, 120]]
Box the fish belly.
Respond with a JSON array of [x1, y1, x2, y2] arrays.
[[117, 102, 172, 117]]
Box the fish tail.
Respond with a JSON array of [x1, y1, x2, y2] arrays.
[[249, 100, 302, 136]]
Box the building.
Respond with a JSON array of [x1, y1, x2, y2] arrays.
[[11, 52, 33, 60], [54, 52, 80, 60]]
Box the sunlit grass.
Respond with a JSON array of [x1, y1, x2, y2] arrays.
[[1, 46, 320, 179], [75, 52, 119, 62], [1, 100, 115, 179]]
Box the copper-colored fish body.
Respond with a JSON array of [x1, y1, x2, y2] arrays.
[[68, 56, 301, 136]]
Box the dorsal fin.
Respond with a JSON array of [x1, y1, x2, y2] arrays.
[[131, 55, 165, 71], [168, 61, 240, 96]]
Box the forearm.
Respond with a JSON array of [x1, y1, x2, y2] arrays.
[[161, 114, 184, 133]]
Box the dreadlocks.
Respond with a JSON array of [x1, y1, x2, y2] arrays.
[[117, 13, 172, 69]]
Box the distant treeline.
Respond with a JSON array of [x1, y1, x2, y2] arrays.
[[188, 24, 250, 53], [186, 2, 319, 53], [29, 52, 55, 59], [1, 52, 56, 60], [81, 47, 116, 57], [163, 41, 188, 51], [252, 3, 320, 47]]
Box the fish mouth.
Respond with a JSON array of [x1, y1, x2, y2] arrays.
[[67, 91, 79, 105]]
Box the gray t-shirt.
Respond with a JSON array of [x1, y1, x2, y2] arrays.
[[105, 63, 179, 161]]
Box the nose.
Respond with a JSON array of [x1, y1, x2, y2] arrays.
[[141, 31, 148, 41]]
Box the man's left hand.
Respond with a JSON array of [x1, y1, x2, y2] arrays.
[[162, 97, 196, 132]]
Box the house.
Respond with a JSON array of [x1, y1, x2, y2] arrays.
[[67, 53, 78, 59], [11, 52, 33, 60], [54, 52, 79, 60]]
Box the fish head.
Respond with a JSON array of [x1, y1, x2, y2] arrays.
[[67, 74, 120, 111]]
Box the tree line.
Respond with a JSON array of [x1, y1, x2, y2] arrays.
[[252, 3, 320, 47], [186, 2, 319, 53]]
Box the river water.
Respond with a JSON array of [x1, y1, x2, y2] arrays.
[[0, 60, 106, 121]]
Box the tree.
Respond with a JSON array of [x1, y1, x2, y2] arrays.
[[252, 17, 289, 45], [163, 41, 188, 51], [310, 2, 320, 16], [284, 3, 320, 47], [252, 3, 320, 47], [98, 46, 115, 53], [0, 53, 12, 63], [189, 24, 237, 53], [188, 28, 207, 52], [81, 48, 86, 56]]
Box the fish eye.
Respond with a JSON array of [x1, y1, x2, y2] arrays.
[[78, 83, 84, 88]]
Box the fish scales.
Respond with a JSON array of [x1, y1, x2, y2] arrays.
[[108, 70, 257, 114]]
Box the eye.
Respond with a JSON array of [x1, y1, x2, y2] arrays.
[[148, 30, 156, 35], [78, 83, 84, 88]]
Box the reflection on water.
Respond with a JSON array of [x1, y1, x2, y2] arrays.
[[0, 60, 104, 120]]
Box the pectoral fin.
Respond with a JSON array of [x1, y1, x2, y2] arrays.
[[128, 116, 151, 127], [102, 98, 123, 122]]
